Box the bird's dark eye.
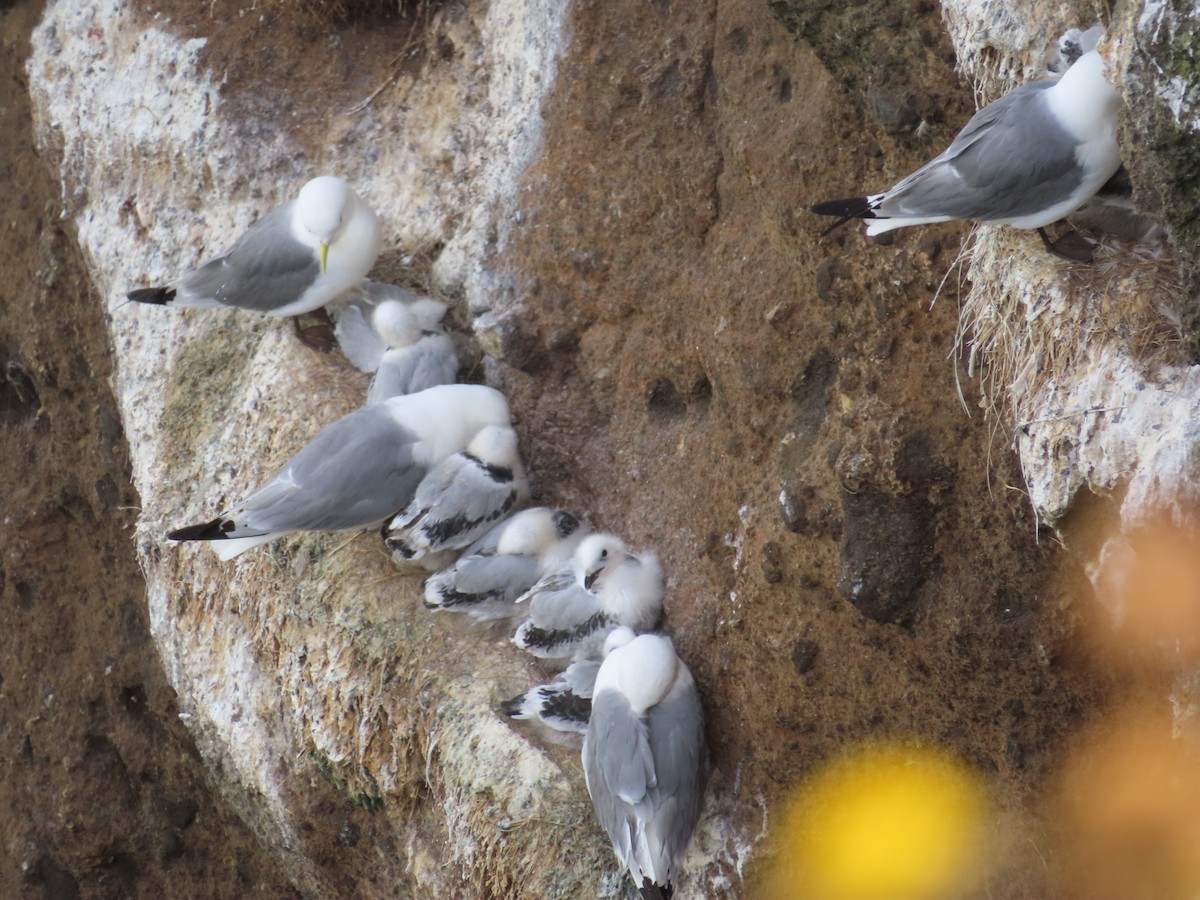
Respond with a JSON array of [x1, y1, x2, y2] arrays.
[[600, 549, 608, 559]]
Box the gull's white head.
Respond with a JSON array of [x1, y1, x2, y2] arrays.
[[297, 175, 352, 272], [495, 508, 581, 556], [615, 634, 679, 714], [574, 533, 630, 590], [458, 386, 513, 437], [1050, 49, 1122, 137], [394, 385, 511, 452], [603, 625, 637, 657], [466, 425, 522, 467], [371, 300, 423, 349]]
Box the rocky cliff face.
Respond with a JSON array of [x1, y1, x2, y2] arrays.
[[7, 0, 1199, 895]]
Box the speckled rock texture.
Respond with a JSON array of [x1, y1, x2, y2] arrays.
[[942, 2, 1200, 622], [10, 0, 1200, 895]]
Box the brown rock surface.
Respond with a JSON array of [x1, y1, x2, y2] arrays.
[[502, 5, 1110, 893], [14, 0, 1187, 897], [0, 2, 299, 896]]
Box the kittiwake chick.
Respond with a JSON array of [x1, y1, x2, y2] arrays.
[[365, 299, 458, 404], [424, 507, 586, 620], [383, 425, 528, 565], [511, 533, 664, 664]]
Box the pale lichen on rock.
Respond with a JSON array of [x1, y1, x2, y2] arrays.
[[26, 0, 1200, 893], [26, 0, 632, 895]]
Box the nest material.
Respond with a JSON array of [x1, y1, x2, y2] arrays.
[[956, 227, 1183, 430]]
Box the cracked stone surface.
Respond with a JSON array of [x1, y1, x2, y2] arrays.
[[7, 0, 1200, 895]]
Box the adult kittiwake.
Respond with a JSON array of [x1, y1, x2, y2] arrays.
[[383, 425, 528, 564], [511, 534, 664, 664], [424, 507, 587, 620], [811, 46, 1122, 260], [168, 384, 511, 560], [584, 631, 705, 900], [128, 176, 382, 315]]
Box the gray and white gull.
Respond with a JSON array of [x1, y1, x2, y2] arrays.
[[501, 626, 635, 736], [424, 507, 586, 620], [168, 384, 510, 560], [812, 45, 1122, 260], [501, 655, 603, 735], [583, 630, 705, 900], [383, 425, 529, 565], [331, 280, 449, 374], [129, 175, 381, 316], [365, 298, 458, 404], [511, 533, 664, 664]]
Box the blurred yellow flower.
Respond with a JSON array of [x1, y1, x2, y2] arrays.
[[759, 742, 988, 900]]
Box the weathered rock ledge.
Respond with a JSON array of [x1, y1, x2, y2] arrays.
[[25, 0, 1200, 895]]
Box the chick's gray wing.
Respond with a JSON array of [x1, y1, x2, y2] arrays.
[[365, 332, 457, 404], [450, 554, 541, 598], [402, 336, 458, 396], [415, 458, 520, 546], [527, 582, 602, 629]]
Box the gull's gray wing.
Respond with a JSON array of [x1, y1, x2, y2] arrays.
[[177, 202, 322, 312], [446, 554, 540, 598], [527, 582, 603, 629], [511, 562, 609, 657], [563, 658, 601, 697], [423, 553, 540, 614], [387, 453, 520, 556], [332, 296, 387, 372], [228, 406, 422, 535], [585, 690, 658, 866], [642, 671, 705, 879], [515, 565, 574, 603], [366, 336, 459, 404], [882, 82, 1083, 221], [512, 583, 609, 660]]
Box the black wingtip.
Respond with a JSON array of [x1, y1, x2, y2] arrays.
[[127, 286, 177, 306], [638, 880, 672, 900], [167, 517, 229, 542], [384, 536, 417, 558], [381, 519, 416, 558], [810, 196, 878, 237], [810, 196, 874, 218], [542, 689, 591, 727], [424, 584, 466, 610], [499, 695, 525, 718]]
